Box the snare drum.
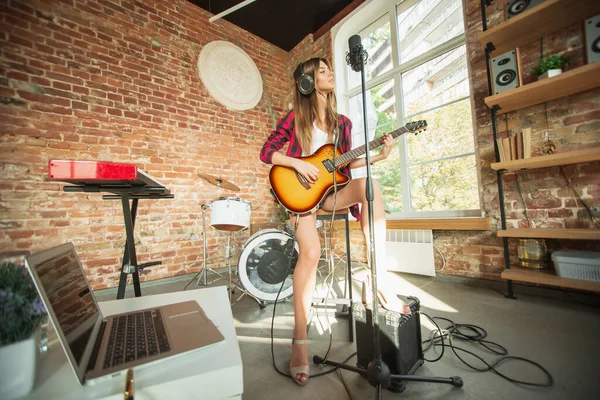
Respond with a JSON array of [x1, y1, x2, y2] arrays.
[[210, 197, 252, 231], [237, 229, 298, 302]]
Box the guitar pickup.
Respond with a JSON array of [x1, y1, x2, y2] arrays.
[[322, 159, 335, 173]]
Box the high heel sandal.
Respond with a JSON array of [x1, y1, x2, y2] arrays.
[[362, 275, 411, 315], [290, 338, 310, 386]]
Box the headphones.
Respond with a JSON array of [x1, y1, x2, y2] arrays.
[[293, 61, 315, 96]]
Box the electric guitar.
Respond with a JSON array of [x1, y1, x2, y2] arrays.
[[269, 120, 427, 214]]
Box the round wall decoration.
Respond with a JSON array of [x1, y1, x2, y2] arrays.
[[197, 41, 263, 110]]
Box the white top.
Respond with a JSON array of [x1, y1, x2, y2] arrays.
[[303, 123, 331, 156]]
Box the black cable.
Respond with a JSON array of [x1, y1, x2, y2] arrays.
[[420, 313, 553, 387], [420, 311, 446, 362], [318, 110, 342, 365], [559, 166, 599, 227], [269, 216, 340, 381], [514, 173, 532, 228]]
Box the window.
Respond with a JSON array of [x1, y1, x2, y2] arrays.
[[333, 0, 480, 217]]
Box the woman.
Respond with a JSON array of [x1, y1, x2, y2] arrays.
[[259, 57, 410, 386]]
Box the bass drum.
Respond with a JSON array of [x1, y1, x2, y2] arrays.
[[237, 229, 298, 303]]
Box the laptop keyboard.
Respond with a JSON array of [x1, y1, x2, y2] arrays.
[[103, 309, 171, 369]]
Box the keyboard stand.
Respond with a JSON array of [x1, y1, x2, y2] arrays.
[[101, 191, 170, 299], [49, 161, 173, 300]]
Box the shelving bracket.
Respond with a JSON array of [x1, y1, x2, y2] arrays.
[[485, 42, 495, 53], [491, 104, 501, 114]]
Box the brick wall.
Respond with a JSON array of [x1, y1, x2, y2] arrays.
[[1, 0, 599, 289], [0, 0, 290, 289]]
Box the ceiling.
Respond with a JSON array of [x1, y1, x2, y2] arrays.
[[188, 0, 356, 52]]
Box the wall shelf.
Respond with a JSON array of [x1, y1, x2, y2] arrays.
[[478, 0, 600, 57], [491, 148, 600, 172], [484, 63, 600, 114], [501, 267, 600, 293], [497, 228, 600, 240], [339, 217, 493, 231], [480, 0, 600, 298]]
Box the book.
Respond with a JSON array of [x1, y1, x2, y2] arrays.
[[509, 134, 517, 161], [502, 137, 512, 161], [516, 131, 523, 160], [497, 138, 505, 161], [522, 128, 532, 158]]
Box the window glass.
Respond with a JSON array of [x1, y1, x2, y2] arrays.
[[402, 46, 469, 117], [396, 0, 465, 64], [409, 154, 479, 212], [406, 98, 475, 164], [349, 80, 398, 179], [348, 15, 392, 89], [339, 0, 478, 216]]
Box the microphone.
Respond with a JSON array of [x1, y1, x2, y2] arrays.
[[346, 34, 368, 72]]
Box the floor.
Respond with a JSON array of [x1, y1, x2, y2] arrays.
[[94, 263, 600, 400]]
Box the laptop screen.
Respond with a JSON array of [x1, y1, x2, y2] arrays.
[[26, 243, 100, 368]]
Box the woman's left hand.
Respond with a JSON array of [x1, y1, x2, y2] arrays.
[[379, 133, 395, 159]]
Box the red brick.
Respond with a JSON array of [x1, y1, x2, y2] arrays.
[[0, 0, 595, 291]]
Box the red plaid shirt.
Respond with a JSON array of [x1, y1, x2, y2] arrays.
[[260, 111, 360, 220]]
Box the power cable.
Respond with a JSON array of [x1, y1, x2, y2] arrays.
[[420, 313, 554, 387]]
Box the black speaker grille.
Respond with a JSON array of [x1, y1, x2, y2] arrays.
[[354, 297, 424, 392]]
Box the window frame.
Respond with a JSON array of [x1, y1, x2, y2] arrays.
[[331, 0, 481, 218]]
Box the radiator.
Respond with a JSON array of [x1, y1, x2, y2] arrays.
[[385, 229, 435, 277]]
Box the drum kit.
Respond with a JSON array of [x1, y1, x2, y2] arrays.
[[195, 173, 298, 308]]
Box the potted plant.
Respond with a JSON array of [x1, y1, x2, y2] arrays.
[[0, 261, 46, 400], [532, 54, 569, 80]]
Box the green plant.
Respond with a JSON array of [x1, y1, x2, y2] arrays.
[[0, 262, 45, 345], [532, 54, 569, 76]]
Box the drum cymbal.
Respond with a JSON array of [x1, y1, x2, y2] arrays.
[[198, 172, 240, 192]]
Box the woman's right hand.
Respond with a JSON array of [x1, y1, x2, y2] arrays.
[[293, 159, 320, 184]]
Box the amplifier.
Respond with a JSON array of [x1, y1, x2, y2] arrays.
[[353, 296, 424, 393]]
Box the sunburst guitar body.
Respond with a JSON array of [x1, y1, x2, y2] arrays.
[[269, 144, 350, 214], [269, 120, 427, 215]]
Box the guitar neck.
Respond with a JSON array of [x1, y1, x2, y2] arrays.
[[334, 125, 408, 168]]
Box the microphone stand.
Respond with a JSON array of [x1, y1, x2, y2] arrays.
[[313, 36, 463, 398]]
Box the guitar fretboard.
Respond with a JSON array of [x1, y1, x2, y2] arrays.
[[333, 125, 408, 168]]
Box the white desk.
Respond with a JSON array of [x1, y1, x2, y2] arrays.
[[23, 287, 243, 400]]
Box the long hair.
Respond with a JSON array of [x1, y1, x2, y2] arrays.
[[293, 58, 338, 153]]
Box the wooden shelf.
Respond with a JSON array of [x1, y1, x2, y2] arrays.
[[484, 63, 600, 114], [386, 217, 492, 231], [501, 266, 600, 293], [491, 148, 600, 172], [479, 0, 600, 57], [337, 217, 493, 231], [497, 228, 600, 240]]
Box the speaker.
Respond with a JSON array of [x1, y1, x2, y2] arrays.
[[505, 0, 545, 20], [293, 62, 314, 96], [354, 296, 424, 393], [491, 49, 522, 95], [585, 14, 600, 64]]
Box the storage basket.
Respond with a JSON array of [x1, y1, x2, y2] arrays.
[[551, 251, 600, 282]]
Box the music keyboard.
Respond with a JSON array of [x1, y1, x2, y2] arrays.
[[48, 160, 171, 196]]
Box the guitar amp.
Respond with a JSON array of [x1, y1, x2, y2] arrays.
[[353, 296, 424, 392]]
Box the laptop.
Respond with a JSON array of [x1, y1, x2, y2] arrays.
[[25, 242, 224, 385]]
